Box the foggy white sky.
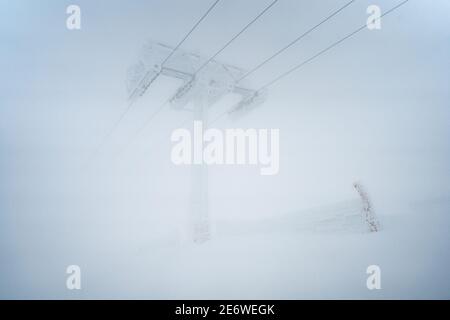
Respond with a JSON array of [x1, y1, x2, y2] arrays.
[[0, 0, 449, 298]]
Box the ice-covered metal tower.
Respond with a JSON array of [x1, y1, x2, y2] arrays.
[[127, 41, 266, 243]]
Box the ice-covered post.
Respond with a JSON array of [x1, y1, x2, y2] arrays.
[[190, 93, 211, 243], [127, 42, 266, 243], [353, 182, 380, 232]]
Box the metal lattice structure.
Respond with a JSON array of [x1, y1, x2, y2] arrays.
[[127, 41, 267, 243], [126, 41, 266, 115]]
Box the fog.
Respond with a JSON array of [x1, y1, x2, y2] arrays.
[[0, 0, 449, 299]]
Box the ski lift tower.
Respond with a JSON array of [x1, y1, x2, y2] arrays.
[[127, 41, 267, 243]]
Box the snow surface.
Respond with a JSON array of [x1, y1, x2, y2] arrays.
[[1, 197, 449, 299]]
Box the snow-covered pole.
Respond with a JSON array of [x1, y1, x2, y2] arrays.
[[190, 94, 211, 243], [353, 182, 380, 232], [128, 42, 266, 243]]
